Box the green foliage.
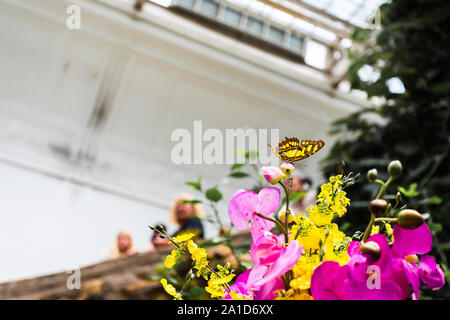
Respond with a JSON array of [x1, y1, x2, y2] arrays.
[[185, 176, 202, 191], [228, 171, 250, 178], [322, 0, 450, 299], [205, 187, 223, 202], [398, 183, 419, 198]]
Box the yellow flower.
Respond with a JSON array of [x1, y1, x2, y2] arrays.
[[275, 289, 313, 300], [230, 291, 253, 300], [370, 224, 380, 236], [298, 292, 314, 300], [308, 175, 350, 226], [385, 222, 393, 236], [309, 203, 334, 226], [161, 278, 182, 300], [172, 233, 196, 243], [187, 240, 198, 253], [192, 247, 207, 261], [205, 264, 235, 299], [164, 254, 176, 269]]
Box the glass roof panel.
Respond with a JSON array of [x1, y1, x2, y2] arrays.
[[299, 0, 387, 27]]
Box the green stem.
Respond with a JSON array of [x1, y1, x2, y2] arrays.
[[279, 179, 293, 286], [279, 181, 291, 244], [376, 176, 393, 199], [362, 176, 394, 242], [255, 213, 286, 235], [374, 217, 398, 223], [362, 213, 375, 242]]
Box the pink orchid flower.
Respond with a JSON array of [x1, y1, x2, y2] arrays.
[[311, 223, 445, 300], [224, 231, 302, 300], [312, 234, 408, 300], [228, 187, 281, 240], [419, 255, 445, 290], [391, 223, 444, 299]]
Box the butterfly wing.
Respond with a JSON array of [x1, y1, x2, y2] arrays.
[[269, 138, 324, 163], [277, 137, 301, 162], [288, 139, 325, 162]]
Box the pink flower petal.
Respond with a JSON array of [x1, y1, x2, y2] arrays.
[[257, 187, 281, 216], [347, 241, 361, 256], [366, 234, 393, 275], [262, 166, 285, 185], [420, 255, 445, 290], [392, 223, 432, 257], [250, 213, 273, 240], [253, 240, 302, 287], [401, 259, 421, 300], [228, 190, 259, 230], [311, 261, 348, 300], [345, 278, 404, 300]]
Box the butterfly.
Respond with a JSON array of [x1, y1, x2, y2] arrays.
[[268, 137, 325, 163]]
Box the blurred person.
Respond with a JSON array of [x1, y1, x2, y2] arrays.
[[149, 224, 170, 251], [170, 194, 205, 240], [110, 231, 138, 259], [286, 170, 316, 215]]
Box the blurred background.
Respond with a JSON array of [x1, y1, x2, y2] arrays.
[[0, 0, 448, 299]]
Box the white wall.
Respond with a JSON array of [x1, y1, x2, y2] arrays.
[[0, 0, 366, 282]]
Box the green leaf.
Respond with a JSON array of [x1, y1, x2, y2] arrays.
[[340, 221, 351, 232], [181, 199, 202, 205], [430, 223, 443, 233], [230, 163, 245, 171], [185, 176, 202, 191], [419, 196, 442, 206], [205, 187, 223, 202], [398, 183, 419, 198], [437, 243, 450, 252], [237, 150, 259, 159], [229, 171, 250, 178], [188, 286, 206, 298], [146, 275, 164, 281]]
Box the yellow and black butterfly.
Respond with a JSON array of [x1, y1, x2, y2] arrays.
[[268, 137, 325, 164]]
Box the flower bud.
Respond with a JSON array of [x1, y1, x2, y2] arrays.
[[388, 160, 402, 177], [280, 162, 295, 178], [369, 199, 388, 217], [278, 206, 294, 223], [397, 209, 424, 229], [263, 166, 286, 185], [405, 254, 419, 264], [367, 169, 378, 182], [396, 192, 402, 203], [359, 241, 381, 259]]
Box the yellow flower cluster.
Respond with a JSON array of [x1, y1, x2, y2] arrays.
[[229, 291, 253, 300], [163, 233, 197, 269], [187, 240, 209, 279], [308, 175, 350, 226], [205, 264, 235, 299], [288, 175, 351, 293], [274, 289, 313, 300], [370, 222, 394, 241], [160, 278, 183, 300], [160, 234, 236, 300]]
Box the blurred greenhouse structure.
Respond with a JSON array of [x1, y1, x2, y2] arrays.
[[0, 0, 384, 282]]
